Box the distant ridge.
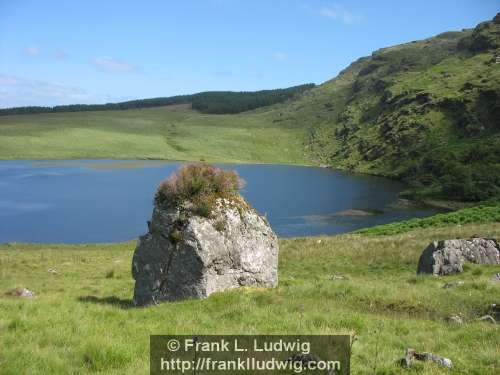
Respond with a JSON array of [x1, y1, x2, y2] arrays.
[[0, 84, 315, 116]]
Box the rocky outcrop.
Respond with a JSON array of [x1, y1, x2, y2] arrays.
[[417, 238, 500, 276], [132, 198, 279, 306]]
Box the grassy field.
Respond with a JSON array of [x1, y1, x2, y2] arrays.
[[1, 223, 499, 374], [0, 104, 308, 164]]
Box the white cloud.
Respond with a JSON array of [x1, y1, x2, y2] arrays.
[[92, 57, 136, 73], [0, 74, 136, 108], [0, 75, 21, 85], [24, 46, 40, 57], [0, 74, 91, 108], [320, 5, 361, 24], [22, 47, 71, 60], [273, 52, 288, 62]]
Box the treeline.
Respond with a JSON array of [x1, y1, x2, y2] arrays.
[[0, 84, 314, 116], [190, 84, 315, 114], [0, 95, 193, 116]]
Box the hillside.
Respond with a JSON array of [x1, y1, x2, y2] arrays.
[[275, 14, 500, 202], [0, 104, 308, 163]]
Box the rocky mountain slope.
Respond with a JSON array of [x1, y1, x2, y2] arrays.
[[276, 13, 500, 202]]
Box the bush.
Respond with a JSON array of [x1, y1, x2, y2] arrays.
[[155, 164, 245, 217]]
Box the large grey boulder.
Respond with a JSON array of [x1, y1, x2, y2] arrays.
[[417, 238, 500, 276], [132, 198, 279, 306]]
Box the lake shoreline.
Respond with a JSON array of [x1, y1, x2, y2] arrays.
[[0, 156, 315, 167]]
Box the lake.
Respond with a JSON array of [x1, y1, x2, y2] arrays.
[[0, 160, 442, 243]]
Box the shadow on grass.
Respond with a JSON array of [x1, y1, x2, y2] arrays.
[[78, 295, 134, 309]]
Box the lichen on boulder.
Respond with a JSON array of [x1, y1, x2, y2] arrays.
[[131, 164, 279, 306]]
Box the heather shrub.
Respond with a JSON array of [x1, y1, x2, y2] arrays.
[[155, 164, 245, 217]]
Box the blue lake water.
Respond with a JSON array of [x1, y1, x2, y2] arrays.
[[0, 160, 443, 243]]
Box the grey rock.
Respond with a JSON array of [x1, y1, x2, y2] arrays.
[[477, 315, 496, 324], [442, 280, 465, 289], [460, 238, 500, 263], [330, 274, 347, 281], [400, 348, 415, 369], [446, 315, 464, 324], [416, 352, 453, 369], [5, 287, 36, 299], [132, 198, 279, 306], [400, 348, 453, 369], [488, 304, 500, 320], [417, 238, 500, 276]]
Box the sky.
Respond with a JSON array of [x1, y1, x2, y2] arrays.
[[0, 0, 499, 108]]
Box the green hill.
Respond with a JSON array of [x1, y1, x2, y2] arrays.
[[278, 14, 500, 202], [0, 104, 308, 164]]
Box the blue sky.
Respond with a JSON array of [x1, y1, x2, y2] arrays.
[[0, 0, 498, 108]]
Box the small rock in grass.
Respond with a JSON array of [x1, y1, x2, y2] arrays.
[[330, 274, 347, 281], [446, 315, 464, 324], [400, 348, 453, 369], [489, 303, 500, 320], [442, 280, 464, 289], [400, 348, 415, 369], [5, 287, 36, 299], [48, 268, 57, 274], [399, 348, 415, 368], [477, 315, 496, 324], [317, 239, 322, 244], [415, 352, 453, 369]]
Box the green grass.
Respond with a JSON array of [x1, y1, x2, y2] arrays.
[[0, 104, 308, 164], [1, 223, 499, 374], [357, 201, 500, 235]]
